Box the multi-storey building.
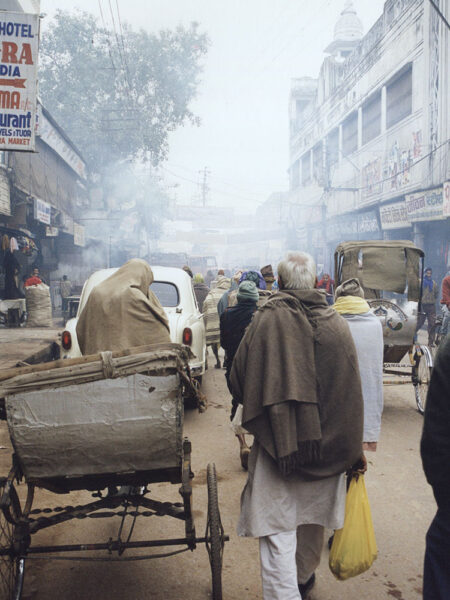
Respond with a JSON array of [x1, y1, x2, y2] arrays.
[[289, 0, 450, 280]]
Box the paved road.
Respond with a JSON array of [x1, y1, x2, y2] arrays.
[[0, 348, 435, 599]]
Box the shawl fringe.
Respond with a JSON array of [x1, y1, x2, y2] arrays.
[[277, 440, 322, 477]]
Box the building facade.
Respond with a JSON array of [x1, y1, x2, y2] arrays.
[[289, 0, 450, 281], [0, 102, 103, 305]]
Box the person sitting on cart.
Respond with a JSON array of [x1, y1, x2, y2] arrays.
[[76, 258, 171, 355], [333, 278, 384, 452], [415, 267, 439, 347]]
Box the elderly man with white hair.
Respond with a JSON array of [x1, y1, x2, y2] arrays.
[[231, 251, 365, 600]]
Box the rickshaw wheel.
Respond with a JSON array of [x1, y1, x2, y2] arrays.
[[0, 479, 25, 600], [412, 346, 433, 415], [206, 463, 224, 600]]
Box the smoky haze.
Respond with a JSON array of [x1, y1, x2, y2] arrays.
[[39, 0, 386, 273]]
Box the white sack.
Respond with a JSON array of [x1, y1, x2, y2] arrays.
[[25, 283, 52, 327]]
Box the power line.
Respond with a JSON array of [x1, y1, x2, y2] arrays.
[[166, 161, 286, 195], [160, 165, 267, 205]]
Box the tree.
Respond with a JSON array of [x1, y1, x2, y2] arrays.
[[39, 10, 208, 172]]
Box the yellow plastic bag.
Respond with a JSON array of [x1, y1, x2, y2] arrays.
[[329, 475, 377, 580]]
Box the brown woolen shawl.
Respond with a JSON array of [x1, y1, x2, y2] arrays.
[[230, 289, 364, 479], [76, 259, 171, 355]]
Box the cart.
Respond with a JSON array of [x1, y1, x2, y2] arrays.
[[0, 343, 228, 599], [334, 240, 433, 414]]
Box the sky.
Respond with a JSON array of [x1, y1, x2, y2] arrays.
[[39, 0, 386, 212]]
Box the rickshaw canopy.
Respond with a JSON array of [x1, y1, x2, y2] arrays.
[[334, 240, 425, 302]]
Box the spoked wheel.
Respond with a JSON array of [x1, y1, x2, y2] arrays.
[[412, 345, 433, 415], [205, 463, 225, 600], [0, 479, 25, 600]]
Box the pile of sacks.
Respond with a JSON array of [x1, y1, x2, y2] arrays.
[[25, 283, 52, 327]]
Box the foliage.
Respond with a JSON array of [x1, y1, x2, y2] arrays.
[[39, 10, 208, 172]]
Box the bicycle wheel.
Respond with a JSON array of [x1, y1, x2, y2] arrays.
[[206, 463, 224, 600], [0, 479, 25, 600], [412, 346, 433, 415]]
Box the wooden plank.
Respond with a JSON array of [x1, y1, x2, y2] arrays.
[[0, 342, 190, 382]]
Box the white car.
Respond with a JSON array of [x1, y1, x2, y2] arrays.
[[61, 266, 207, 378]]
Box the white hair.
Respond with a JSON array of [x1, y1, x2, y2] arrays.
[[277, 251, 316, 290]]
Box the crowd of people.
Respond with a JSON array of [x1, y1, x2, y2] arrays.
[[185, 253, 449, 600], [62, 255, 448, 599]]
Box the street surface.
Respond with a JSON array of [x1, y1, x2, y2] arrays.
[[0, 348, 435, 600]]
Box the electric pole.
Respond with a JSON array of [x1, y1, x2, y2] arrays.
[[199, 167, 210, 207]]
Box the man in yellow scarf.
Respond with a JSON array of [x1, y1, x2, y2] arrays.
[[333, 278, 384, 452]]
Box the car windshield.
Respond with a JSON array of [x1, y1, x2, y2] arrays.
[[150, 281, 179, 307]]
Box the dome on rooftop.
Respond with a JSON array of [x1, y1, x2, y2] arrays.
[[334, 0, 363, 42]]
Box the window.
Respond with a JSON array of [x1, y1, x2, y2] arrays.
[[150, 281, 179, 307], [302, 152, 311, 185], [362, 92, 381, 144], [342, 111, 358, 155], [313, 142, 323, 183], [327, 128, 339, 167], [290, 159, 300, 190], [386, 65, 412, 129]]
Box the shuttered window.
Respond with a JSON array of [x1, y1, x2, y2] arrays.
[[362, 92, 381, 145], [327, 128, 339, 166], [302, 152, 311, 185], [386, 66, 412, 129], [313, 142, 323, 183], [342, 111, 358, 156]]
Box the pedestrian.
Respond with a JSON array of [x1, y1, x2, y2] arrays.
[[24, 270, 43, 287], [416, 268, 438, 346], [217, 269, 242, 317], [421, 335, 450, 600], [205, 269, 215, 288], [227, 270, 268, 309], [76, 258, 171, 355], [60, 274, 72, 312], [220, 280, 259, 469], [333, 278, 384, 451], [193, 273, 209, 312], [182, 265, 193, 278], [260, 264, 276, 291], [439, 270, 450, 338], [317, 272, 334, 305], [202, 274, 231, 368], [3, 249, 22, 298], [231, 251, 365, 600]]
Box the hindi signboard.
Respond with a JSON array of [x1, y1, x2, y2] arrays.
[[0, 12, 39, 152], [405, 187, 443, 222], [379, 200, 411, 230]]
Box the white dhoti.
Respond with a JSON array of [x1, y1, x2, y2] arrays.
[[238, 441, 346, 600]]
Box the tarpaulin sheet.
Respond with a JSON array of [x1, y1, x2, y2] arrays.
[[360, 246, 407, 293], [7, 373, 183, 480]]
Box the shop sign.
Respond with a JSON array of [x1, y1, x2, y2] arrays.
[[379, 200, 411, 230], [443, 182, 450, 217], [37, 105, 87, 180], [0, 12, 39, 152], [73, 222, 85, 247], [358, 210, 379, 234], [34, 198, 51, 224], [61, 213, 74, 235], [405, 187, 443, 222], [45, 226, 58, 237]]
